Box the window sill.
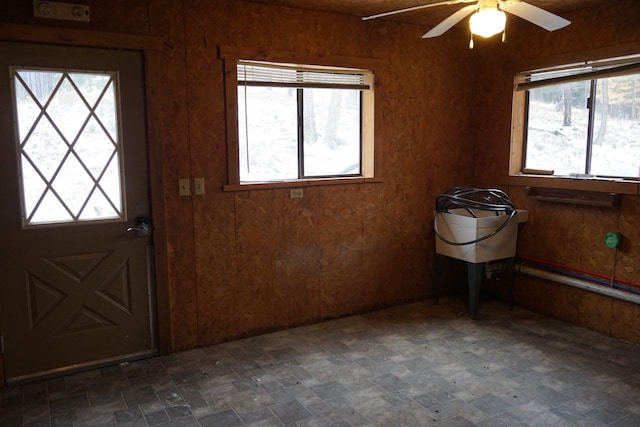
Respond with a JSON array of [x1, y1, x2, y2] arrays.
[[504, 174, 640, 196], [223, 177, 383, 192]]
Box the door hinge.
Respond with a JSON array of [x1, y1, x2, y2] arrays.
[[0, 336, 4, 354]]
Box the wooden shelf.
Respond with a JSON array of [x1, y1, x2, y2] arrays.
[[525, 187, 621, 207]]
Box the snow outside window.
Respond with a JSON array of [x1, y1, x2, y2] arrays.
[[514, 56, 640, 180], [236, 61, 371, 183]]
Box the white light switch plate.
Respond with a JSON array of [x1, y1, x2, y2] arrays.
[[194, 178, 205, 195], [178, 178, 190, 196]]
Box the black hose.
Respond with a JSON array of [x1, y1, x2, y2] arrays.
[[434, 187, 517, 246]]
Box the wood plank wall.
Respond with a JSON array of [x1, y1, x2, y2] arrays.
[[473, 1, 640, 341], [0, 0, 476, 354], [2, 0, 637, 365]]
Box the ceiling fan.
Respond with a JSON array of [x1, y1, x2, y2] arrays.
[[362, 0, 571, 48]]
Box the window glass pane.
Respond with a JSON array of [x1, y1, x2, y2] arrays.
[[95, 80, 117, 140], [22, 115, 67, 181], [16, 70, 62, 106], [238, 86, 298, 182], [79, 189, 118, 220], [13, 68, 123, 225], [525, 81, 590, 175], [14, 71, 62, 143], [30, 191, 72, 224], [303, 88, 361, 177], [20, 159, 46, 219], [100, 157, 122, 213], [51, 154, 94, 215], [46, 76, 90, 143], [590, 75, 640, 178]]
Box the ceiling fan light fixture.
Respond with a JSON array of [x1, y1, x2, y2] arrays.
[[469, 7, 506, 38]]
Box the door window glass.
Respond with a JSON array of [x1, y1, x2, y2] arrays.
[[12, 68, 124, 226]]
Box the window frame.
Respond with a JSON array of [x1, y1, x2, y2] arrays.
[[509, 53, 640, 194], [220, 46, 379, 190]]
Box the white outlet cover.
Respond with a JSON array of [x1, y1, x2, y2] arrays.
[[290, 189, 304, 199]]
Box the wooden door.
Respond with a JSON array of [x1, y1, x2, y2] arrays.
[[0, 42, 156, 383]]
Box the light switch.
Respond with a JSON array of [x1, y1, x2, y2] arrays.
[[194, 178, 205, 195], [178, 178, 190, 196]]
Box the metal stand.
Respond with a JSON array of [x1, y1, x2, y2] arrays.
[[506, 257, 515, 310], [434, 254, 516, 319], [467, 262, 483, 320]]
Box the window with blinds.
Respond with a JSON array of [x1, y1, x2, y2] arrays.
[[512, 54, 640, 179], [237, 61, 370, 89], [236, 61, 373, 183]]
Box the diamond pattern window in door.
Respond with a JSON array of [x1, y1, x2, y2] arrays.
[[14, 70, 62, 141], [11, 68, 124, 226]]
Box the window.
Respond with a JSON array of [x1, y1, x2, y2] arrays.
[[11, 67, 124, 226], [224, 55, 375, 186], [511, 55, 640, 180]]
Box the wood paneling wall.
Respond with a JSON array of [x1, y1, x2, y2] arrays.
[[2, 0, 636, 359], [0, 0, 476, 353], [473, 0, 640, 342]]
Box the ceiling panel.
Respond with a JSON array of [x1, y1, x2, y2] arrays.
[[243, 0, 619, 29]]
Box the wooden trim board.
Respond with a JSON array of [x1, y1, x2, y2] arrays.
[[0, 23, 163, 51]]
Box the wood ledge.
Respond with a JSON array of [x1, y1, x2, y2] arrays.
[[524, 187, 622, 207], [0, 23, 163, 51], [503, 175, 639, 196], [224, 177, 383, 192]]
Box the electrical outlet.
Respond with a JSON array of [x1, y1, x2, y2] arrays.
[[290, 188, 303, 199], [194, 178, 205, 195], [178, 178, 190, 196], [33, 1, 90, 22]]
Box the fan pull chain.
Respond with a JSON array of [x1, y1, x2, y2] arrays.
[[469, 32, 474, 49]]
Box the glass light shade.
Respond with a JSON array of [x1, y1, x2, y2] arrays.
[[469, 8, 506, 38]]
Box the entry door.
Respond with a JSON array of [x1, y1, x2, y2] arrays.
[[0, 42, 156, 383]]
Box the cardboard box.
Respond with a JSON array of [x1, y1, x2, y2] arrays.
[[435, 209, 525, 263]]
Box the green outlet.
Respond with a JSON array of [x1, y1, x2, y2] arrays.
[[604, 232, 622, 249]]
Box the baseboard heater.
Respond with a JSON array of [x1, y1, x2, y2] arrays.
[[516, 264, 640, 306]]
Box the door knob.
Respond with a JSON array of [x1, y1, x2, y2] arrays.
[[126, 216, 152, 237]]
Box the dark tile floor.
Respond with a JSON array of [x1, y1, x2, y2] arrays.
[[2, 297, 640, 426]]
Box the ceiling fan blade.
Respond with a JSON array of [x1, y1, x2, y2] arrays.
[[362, 0, 476, 21], [501, 1, 571, 31], [422, 4, 478, 38]]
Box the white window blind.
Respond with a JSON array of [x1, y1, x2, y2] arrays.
[[516, 54, 640, 91], [237, 61, 370, 90]]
